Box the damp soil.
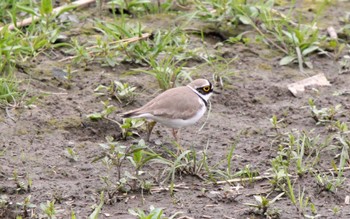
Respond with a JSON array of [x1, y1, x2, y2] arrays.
[[1, 1, 350, 218]]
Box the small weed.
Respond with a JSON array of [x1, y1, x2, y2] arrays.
[[40, 200, 56, 219], [10, 170, 27, 193], [205, 56, 237, 88], [120, 118, 145, 139], [89, 192, 104, 219], [87, 100, 117, 121], [283, 174, 317, 217], [95, 138, 159, 193], [308, 99, 342, 125], [16, 195, 36, 218], [222, 0, 328, 72], [94, 80, 136, 104], [155, 149, 193, 195], [65, 147, 79, 162], [129, 205, 182, 219], [194, 0, 247, 25], [87, 100, 145, 139], [270, 114, 284, 134], [330, 206, 341, 216], [134, 55, 187, 90], [0, 76, 18, 106], [244, 192, 284, 216]]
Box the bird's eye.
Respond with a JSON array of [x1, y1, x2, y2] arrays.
[[202, 86, 211, 92]]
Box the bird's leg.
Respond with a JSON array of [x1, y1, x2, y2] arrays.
[[146, 121, 157, 142], [172, 129, 184, 154], [172, 128, 179, 142]]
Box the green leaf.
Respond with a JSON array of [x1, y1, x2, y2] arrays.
[[279, 56, 296, 66], [238, 15, 252, 25], [40, 0, 53, 16], [87, 113, 103, 120], [16, 4, 39, 16], [302, 45, 319, 56], [133, 150, 142, 164], [89, 192, 104, 219], [56, 4, 77, 17]]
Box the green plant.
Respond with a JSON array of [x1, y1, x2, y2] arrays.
[[229, 0, 328, 72], [16, 195, 36, 218], [10, 170, 26, 193], [202, 55, 237, 88], [207, 143, 239, 180], [87, 100, 145, 139], [87, 100, 118, 121], [308, 99, 342, 125], [136, 55, 187, 90], [95, 138, 158, 193], [120, 118, 145, 139], [89, 192, 104, 219], [40, 200, 56, 219], [314, 133, 350, 192], [244, 193, 284, 216], [94, 80, 136, 104], [0, 75, 18, 106], [125, 139, 159, 191], [270, 114, 284, 134], [65, 147, 79, 162], [129, 205, 182, 219], [194, 0, 248, 25], [330, 206, 341, 216], [156, 149, 193, 195]]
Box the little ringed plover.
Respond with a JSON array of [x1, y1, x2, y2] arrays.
[[121, 78, 214, 141]]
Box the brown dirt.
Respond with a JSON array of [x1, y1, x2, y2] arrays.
[[1, 1, 350, 218]]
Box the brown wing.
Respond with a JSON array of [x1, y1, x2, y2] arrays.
[[123, 86, 202, 120]]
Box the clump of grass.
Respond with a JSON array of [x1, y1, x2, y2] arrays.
[[0, 76, 18, 106], [194, 0, 248, 25], [108, 0, 173, 15]]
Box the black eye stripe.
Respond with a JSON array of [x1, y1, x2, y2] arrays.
[[196, 84, 213, 94]]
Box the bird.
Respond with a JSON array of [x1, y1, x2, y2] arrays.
[[120, 78, 214, 142]]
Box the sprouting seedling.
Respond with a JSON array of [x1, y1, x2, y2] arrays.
[[270, 114, 284, 133], [308, 98, 342, 125], [244, 193, 284, 215], [16, 195, 36, 218], [120, 118, 145, 140], [89, 191, 104, 219], [40, 200, 56, 219], [65, 147, 78, 162], [87, 100, 117, 121], [11, 170, 26, 193], [114, 81, 136, 103], [128, 205, 183, 219], [94, 81, 137, 104], [95, 136, 127, 180], [125, 139, 159, 190]]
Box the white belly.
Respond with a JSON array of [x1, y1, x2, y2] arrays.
[[137, 105, 207, 129]]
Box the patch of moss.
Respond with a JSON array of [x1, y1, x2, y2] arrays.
[[47, 116, 82, 130], [258, 63, 272, 71]]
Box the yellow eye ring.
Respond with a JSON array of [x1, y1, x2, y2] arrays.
[[202, 86, 210, 92]]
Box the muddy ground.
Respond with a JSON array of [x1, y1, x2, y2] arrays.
[[1, 1, 350, 218]]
